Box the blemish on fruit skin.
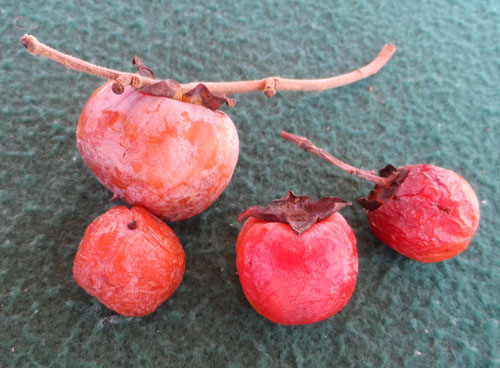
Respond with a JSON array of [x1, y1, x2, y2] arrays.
[[101, 110, 121, 127], [110, 168, 128, 191], [159, 122, 178, 140], [437, 205, 451, 215], [131, 161, 142, 173], [145, 102, 161, 113], [181, 120, 218, 169]]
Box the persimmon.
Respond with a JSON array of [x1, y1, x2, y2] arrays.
[[236, 192, 358, 325], [73, 206, 185, 317], [281, 132, 480, 263], [77, 80, 239, 221]]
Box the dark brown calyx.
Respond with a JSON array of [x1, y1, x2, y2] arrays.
[[183, 84, 236, 109], [131, 57, 182, 100], [117, 57, 234, 110], [357, 164, 408, 211], [138, 81, 235, 110], [238, 191, 351, 235], [127, 220, 137, 230], [137, 79, 183, 101]]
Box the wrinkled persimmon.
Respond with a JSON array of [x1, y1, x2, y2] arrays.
[[366, 164, 480, 262], [281, 132, 480, 262], [73, 205, 185, 317]]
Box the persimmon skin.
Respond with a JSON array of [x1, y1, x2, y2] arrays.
[[236, 214, 358, 325], [367, 164, 480, 262], [73, 206, 185, 317], [77, 81, 239, 221]]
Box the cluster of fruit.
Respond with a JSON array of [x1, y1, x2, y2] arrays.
[[22, 35, 479, 325]]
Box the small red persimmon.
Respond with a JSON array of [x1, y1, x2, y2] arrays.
[[236, 192, 358, 325], [77, 81, 239, 221], [73, 205, 185, 317], [281, 132, 480, 263], [363, 164, 480, 262]]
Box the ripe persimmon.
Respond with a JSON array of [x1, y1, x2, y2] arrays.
[[73, 205, 185, 317], [236, 192, 358, 325], [77, 81, 239, 221], [281, 132, 480, 262]]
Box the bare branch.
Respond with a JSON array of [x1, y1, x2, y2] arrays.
[[181, 44, 396, 96], [21, 34, 395, 98]]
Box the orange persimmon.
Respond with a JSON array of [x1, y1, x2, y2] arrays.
[[77, 81, 239, 221], [73, 205, 185, 317]]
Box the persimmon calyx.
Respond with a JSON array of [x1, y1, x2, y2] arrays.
[[238, 191, 351, 235], [136, 80, 235, 109], [357, 165, 408, 211], [117, 57, 235, 110]]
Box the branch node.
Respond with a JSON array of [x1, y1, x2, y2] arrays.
[[131, 75, 140, 88], [264, 77, 278, 97]]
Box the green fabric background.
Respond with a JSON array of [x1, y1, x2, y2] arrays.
[[1, 0, 499, 367]]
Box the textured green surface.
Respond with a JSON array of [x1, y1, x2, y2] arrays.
[[1, 0, 499, 367]]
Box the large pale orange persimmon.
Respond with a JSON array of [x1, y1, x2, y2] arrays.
[[77, 81, 239, 221]]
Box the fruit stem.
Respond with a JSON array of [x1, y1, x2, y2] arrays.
[[280, 131, 393, 187], [21, 34, 396, 97]]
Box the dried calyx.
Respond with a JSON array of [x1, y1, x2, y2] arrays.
[[357, 165, 408, 211], [121, 57, 235, 110], [238, 191, 351, 235], [132, 56, 155, 78]]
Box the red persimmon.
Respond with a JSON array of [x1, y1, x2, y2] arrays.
[[281, 132, 480, 263], [77, 81, 239, 221], [236, 192, 358, 325], [73, 205, 185, 317], [365, 164, 480, 262]]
